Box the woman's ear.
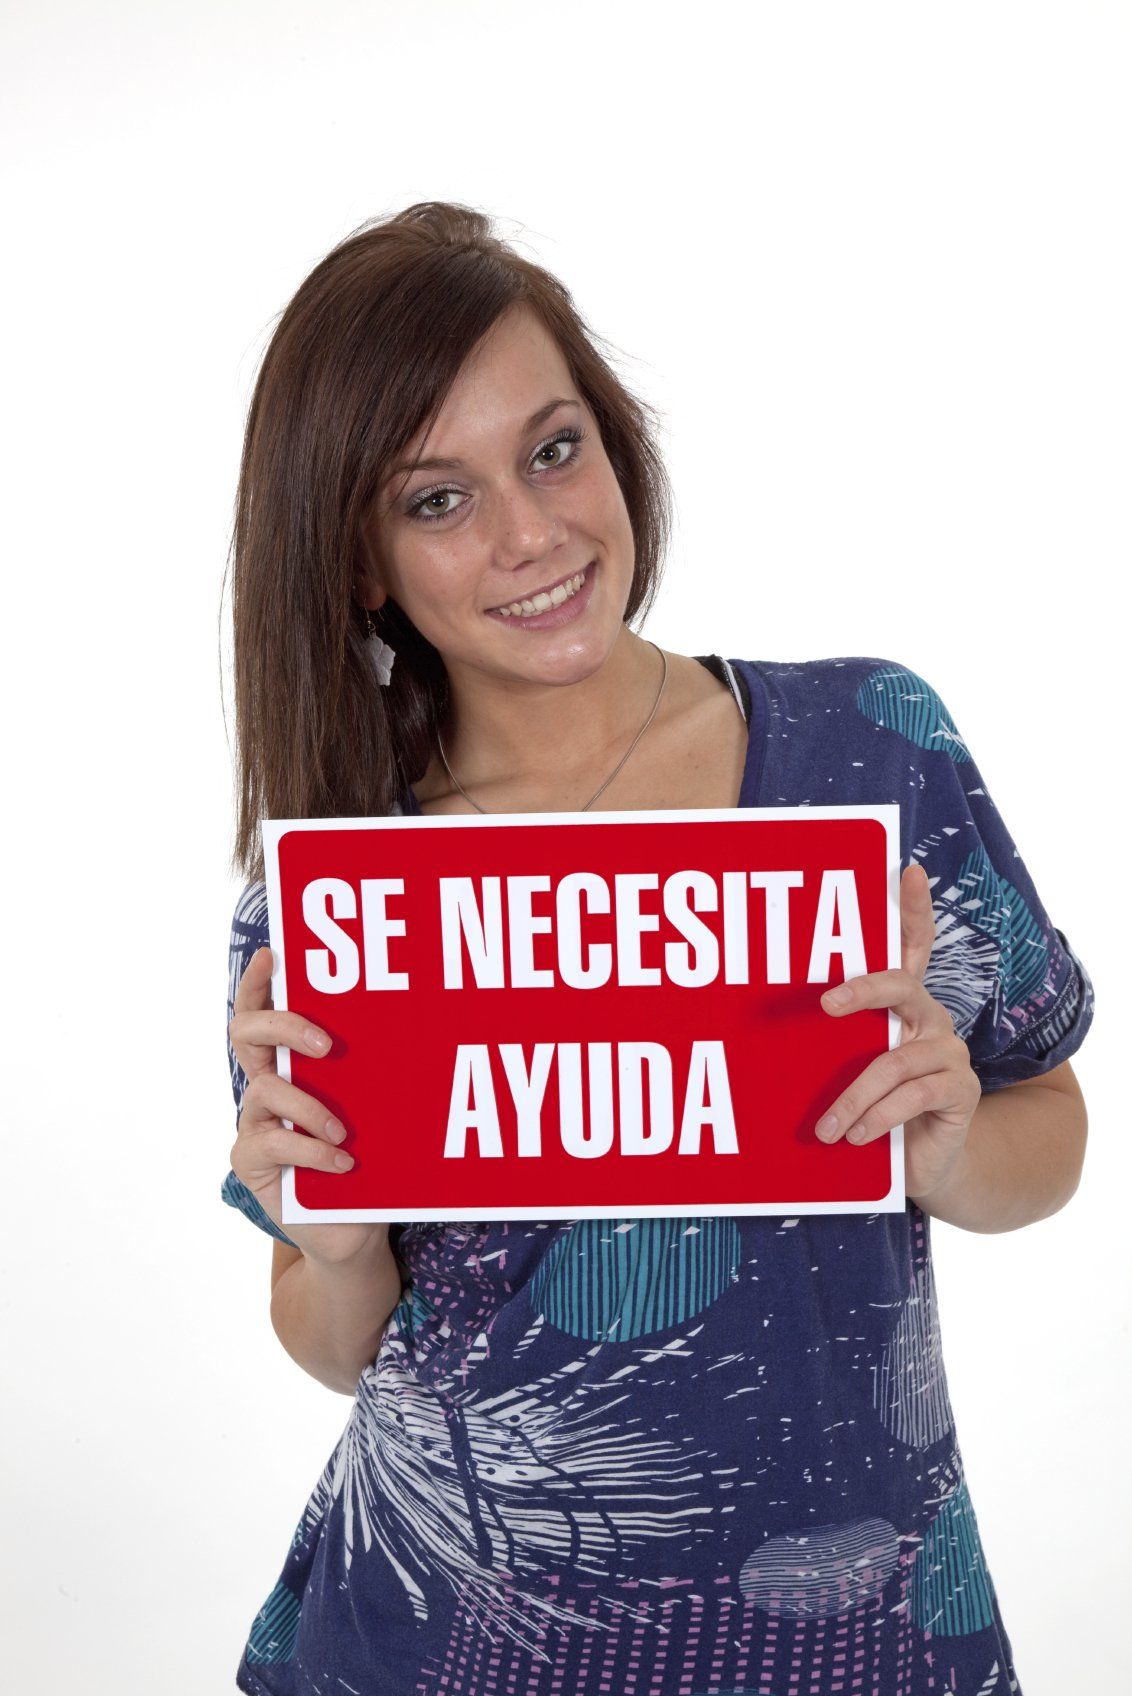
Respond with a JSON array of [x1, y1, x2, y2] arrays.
[[357, 582, 388, 614], [356, 526, 389, 613]]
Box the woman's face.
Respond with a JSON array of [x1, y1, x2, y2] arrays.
[[360, 304, 637, 690]]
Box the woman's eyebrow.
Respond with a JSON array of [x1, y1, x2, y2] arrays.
[[388, 397, 580, 478]]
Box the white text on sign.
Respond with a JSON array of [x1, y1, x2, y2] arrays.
[[301, 868, 869, 992]]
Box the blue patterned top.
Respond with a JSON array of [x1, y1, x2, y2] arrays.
[[221, 655, 1093, 1696]]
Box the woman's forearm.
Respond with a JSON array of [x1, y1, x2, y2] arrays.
[[270, 1234, 405, 1395], [909, 1078, 1088, 1233]]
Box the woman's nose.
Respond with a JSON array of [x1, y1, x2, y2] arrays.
[[485, 477, 566, 558]]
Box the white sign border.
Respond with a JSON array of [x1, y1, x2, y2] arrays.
[[261, 805, 905, 1224]]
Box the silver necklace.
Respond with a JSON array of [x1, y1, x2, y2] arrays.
[[436, 642, 668, 814]]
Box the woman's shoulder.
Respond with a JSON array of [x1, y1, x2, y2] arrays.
[[729, 652, 912, 687], [730, 652, 950, 726]]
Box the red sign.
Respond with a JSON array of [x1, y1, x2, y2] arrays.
[[262, 806, 904, 1222]]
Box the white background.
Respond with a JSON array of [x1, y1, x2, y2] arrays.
[[3, 2, 1126, 1689]]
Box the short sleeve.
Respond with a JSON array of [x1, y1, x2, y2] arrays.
[[221, 880, 299, 1246], [859, 662, 1096, 1093]]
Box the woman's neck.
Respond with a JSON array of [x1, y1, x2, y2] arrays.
[[428, 626, 665, 804]]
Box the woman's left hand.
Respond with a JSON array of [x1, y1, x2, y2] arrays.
[[814, 862, 983, 1203]]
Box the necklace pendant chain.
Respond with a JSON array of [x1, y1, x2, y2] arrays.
[[436, 642, 668, 815]]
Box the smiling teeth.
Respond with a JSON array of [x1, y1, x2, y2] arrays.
[[495, 569, 586, 617]]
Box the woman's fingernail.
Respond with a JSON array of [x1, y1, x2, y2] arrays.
[[334, 1151, 354, 1170], [305, 1027, 329, 1050], [815, 1114, 839, 1139], [325, 1116, 346, 1142], [847, 1125, 867, 1143], [823, 984, 852, 1006]]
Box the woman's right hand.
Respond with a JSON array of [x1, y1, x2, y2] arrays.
[[228, 945, 390, 1266]]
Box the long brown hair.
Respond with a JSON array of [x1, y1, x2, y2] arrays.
[[225, 200, 674, 884]]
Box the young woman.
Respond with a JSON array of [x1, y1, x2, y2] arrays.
[[223, 201, 1094, 1696]]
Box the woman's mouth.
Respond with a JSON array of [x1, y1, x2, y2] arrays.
[[485, 561, 596, 630]]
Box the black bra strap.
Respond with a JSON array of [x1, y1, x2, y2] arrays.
[[694, 653, 750, 724]]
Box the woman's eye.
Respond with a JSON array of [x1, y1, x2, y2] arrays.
[[412, 489, 460, 522], [406, 427, 585, 524], [533, 433, 580, 470]]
